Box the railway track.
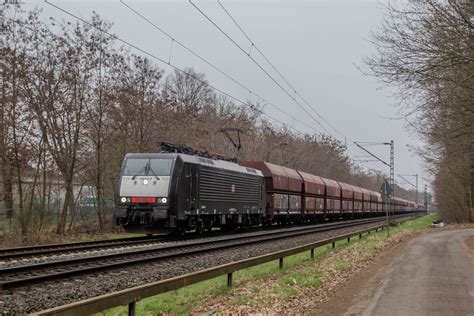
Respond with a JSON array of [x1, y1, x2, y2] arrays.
[[0, 215, 412, 291], [0, 222, 366, 262], [0, 235, 168, 260], [0, 213, 412, 261]]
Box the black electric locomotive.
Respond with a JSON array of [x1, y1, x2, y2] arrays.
[[113, 147, 265, 234]]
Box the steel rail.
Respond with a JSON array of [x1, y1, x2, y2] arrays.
[[31, 213, 423, 316], [0, 215, 411, 291], [0, 235, 167, 260]]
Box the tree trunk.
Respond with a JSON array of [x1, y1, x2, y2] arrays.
[[10, 55, 25, 236], [1, 163, 14, 226], [57, 181, 73, 234], [94, 54, 105, 233], [96, 183, 104, 232], [96, 140, 105, 233], [1, 47, 15, 228]]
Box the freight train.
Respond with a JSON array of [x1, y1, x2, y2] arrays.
[[113, 142, 418, 234]]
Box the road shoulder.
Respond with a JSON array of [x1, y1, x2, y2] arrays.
[[314, 230, 420, 316], [316, 226, 474, 316]]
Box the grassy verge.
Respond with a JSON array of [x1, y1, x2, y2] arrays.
[[98, 213, 437, 315], [0, 227, 145, 247]]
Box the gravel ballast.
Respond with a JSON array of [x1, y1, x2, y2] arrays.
[[0, 222, 386, 314]]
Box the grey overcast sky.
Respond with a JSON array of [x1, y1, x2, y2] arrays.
[[26, 0, 427, 191]]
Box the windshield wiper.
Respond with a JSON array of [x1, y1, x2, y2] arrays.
[[131, 166, 146, 180], [147, 165, 161, 181]]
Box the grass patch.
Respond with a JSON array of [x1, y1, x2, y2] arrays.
[[97, 214, 436, 315], [279, 268, 322, 288], [99, 276, 231, 315], [272, 284, 299, 301]]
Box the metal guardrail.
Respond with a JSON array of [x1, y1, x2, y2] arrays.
[[32, 215, 420, 316]]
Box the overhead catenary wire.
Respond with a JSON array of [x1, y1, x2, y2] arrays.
[[215, 0, 386, 167], [397, 175, 416, 188], [43, 0, 295, 134], [355, 142, 391, 146], [43, 0, 344, 145], [190, 0, 387, 171], [188, 0, 333, 137], [216, 0, 296, 93], [215, 0, 355, 141], [201, 0, 388, 173], [45, 0, 388, 174], [214, 1, 400, 172], [119, 0, 327, 137], [354, 142, 390, 167], [123, 0, 371, 172]]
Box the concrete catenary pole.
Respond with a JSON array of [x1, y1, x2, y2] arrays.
[[390, 140, 394, 217]]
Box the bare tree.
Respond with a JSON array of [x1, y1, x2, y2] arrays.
[[20, 16, 98, 234], [1, 6, 422, 242], [110, 54, 163, 154], [2, 6, 46, 236], [365, 0, 473, 222], [81, 14, 118, 232], [163, 67, 215, 116]]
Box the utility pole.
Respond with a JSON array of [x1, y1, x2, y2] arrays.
[[390, 140, 394, 217], [424, 185, 428, 213], [416, 174, 418, 206], [380, 179, 391, 237]]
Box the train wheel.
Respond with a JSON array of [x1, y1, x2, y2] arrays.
[[196, 225, 204, 235], [171, 227, 186, 237], [196, 219, 204, 235], [205, 220, 214, 232]]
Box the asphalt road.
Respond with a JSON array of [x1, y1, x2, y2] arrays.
[[363, 229, 474, 316]]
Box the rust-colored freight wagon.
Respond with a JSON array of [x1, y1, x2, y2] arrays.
[[402, 198, 409, 212], [394, 197, 410, 213], [297, 171, 326, 215], [321, 178, 341, 214], [369, 191, 379, 213], [240, 161, 303, 216], [359, 188, 371, 213], [375, 192, 383, 213], [338, 182, 354, 213], [392, 197, 402, 212], [352, 185, 364, 214]]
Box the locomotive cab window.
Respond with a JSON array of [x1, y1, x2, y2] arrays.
[[124, 158, 173, 176], [149, 158, 173, 176], [124, 158, 148, 176]]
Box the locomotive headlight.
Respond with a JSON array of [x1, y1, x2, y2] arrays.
[[120, 197, 127, 203], [161, 197, 167, 203]]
